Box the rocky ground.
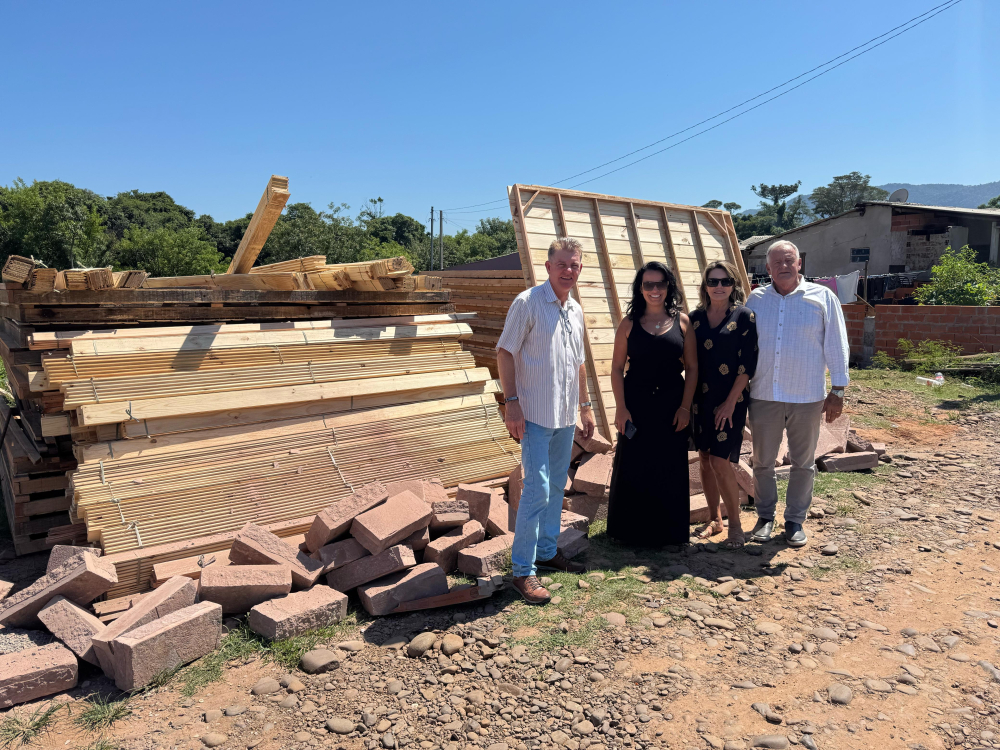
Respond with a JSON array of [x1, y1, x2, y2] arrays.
[[2, 369, 999, 750]]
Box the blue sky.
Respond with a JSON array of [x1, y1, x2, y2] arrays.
[[1, 0, 996, 232]]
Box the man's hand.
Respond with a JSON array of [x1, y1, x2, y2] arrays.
[[504, 400, 526, 441], [580, 406, 596, 441], [822, 391, 844, 422]]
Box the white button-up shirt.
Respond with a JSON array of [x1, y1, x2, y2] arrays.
[[745, 278, 850, 403], [496, 280, 587, 429]]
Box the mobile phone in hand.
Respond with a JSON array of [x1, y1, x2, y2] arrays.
[[623, 419, 637, 439]]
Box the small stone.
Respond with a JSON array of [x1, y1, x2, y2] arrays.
[[382, 731, 396, 748], [251, 677, 281, 696], [755, 622, 782, 635], [555, 657, 573, 673], [293, 731, 312, 742], [864, 679, 893, 693], [821, 544, 838, 556], [751, 736, 788, 750], [201, 734, 228, 748], [204, 709, 223, 723], [327, 717, 356, 734], [386, 679, 403, 694], [441, 634, 464, 656], [602, 612, 626, 627], [300, 649, 340, 674], [224, 705, 246, 716], [573, 720, 595, 735], [336, 640, 365, 652], [407, 632, 437, 658], [828, 683, 853, 705], [811, 627, 838, 641]]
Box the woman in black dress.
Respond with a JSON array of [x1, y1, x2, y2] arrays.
[[607, 262, 698, 548], [690, 260, 758, 549]]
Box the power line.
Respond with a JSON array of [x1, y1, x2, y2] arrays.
[[440, 0, 962, 213]]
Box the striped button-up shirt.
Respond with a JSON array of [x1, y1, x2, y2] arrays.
[[745, 278, 850, 403], [496, 280, 587, 429]]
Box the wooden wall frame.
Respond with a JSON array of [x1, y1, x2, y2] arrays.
[[508, 184, 749, 440]]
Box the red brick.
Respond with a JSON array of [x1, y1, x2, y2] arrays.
[[111, 601, 222, 691], [46, 545, 102, 575], [0, 643, 77, 708], [326, 544, 416, 592], [485, 489, 511, 537], [316, 537, 370, 572], [424, 521, 485, 573], [560, 510, 590, 532], [456, 484, 493, 526], [818, 452, 879, 472], [562, 495, 603, 522], [91, 575, 198, 681], [37, 595, 104, 666], [429, 499, 470, 531], [199, 565, 292, 614], [351, 490, 433, 555], [357, 562, 449, 616], [304, 482, 388, 552], [573, 452, 613, 495], [457, 536, 513, 577], [402, 526, 430, 552], [0, 553, 118, 628], [230, 522, 324, 588], [248, 585, 348, 641], [574, 422, 613, 454]]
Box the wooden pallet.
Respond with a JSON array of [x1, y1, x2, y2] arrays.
[[508, 184, 749, 441]]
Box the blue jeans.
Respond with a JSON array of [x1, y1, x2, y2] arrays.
[[512, 421, 576, 577]]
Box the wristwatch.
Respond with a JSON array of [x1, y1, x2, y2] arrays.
[[504, 396, 519, 404], [579, 401, 593, 409], [830, 388, 845, 398]]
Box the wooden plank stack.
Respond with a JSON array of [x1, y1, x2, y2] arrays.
[[422, 269, 526, 377], [508, 184, 749, 441]]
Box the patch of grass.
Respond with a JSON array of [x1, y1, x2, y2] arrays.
[[83, 740, 119, 750], [177, 622, 270, 697], [266, 609, 364, 669], [851, 368, 1000, 414], [0, 702, 64, 748], [74, 694, 133, 732]]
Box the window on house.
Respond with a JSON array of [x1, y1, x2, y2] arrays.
[[850, 248, 870, 263], [889, 265, 905, 273]]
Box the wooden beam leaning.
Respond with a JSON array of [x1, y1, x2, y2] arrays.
[[510, 185, 537, 287], [689, 210, 709, 269], [554, 193, 612, 441], [660, 205, 688, 311], [722, 212, 751, 292], [592, 198, 622, 325], [226, 175, 290, 274]]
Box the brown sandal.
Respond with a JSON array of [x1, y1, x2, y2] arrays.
[[696, 521, 724, 540], [721, 530, 745, 550]]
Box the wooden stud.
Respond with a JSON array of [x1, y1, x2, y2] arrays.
[[660, 205, 688, 312], [226, 176, 290, 274], [592, 198, 622, 325]]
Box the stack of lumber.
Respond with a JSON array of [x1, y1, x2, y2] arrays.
[[422, 269, 525, 376], [11, 314, 519, 598]]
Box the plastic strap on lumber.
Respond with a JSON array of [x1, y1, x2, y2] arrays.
[[124, 401, 139, 422], [108, 481, 143, 548], [90, 378, 100, 403]]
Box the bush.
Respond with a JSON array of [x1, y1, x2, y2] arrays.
[[896, 338, 962, 374], [869, 351, 898, 370], [913, 245, 1000, 306]]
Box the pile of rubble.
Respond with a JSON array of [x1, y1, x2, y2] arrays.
[[0, 465, 599, 707]]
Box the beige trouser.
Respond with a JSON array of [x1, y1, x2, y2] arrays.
[[748, 399, 824, 525]]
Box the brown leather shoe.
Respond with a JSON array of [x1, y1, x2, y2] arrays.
[[512, 575, 550, 604], [536, 551, 585, 574]]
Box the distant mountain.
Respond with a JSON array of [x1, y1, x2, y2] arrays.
[[876, 181, 1000, 208]]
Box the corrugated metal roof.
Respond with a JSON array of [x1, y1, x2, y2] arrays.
[[739, 235, 772, 251]]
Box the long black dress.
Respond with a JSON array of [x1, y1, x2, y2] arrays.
[[690, 306, 758, 462], [606, 316, 690, 547]]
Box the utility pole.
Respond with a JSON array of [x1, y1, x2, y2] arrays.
[[439, 209, 444, 270], [428, 207, 434, 271]]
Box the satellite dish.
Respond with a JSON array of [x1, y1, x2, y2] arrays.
[[888, 188, 908, 203]]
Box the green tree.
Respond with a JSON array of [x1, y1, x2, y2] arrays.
[[113, 226, 227, 277], [102, 190, 196, 239], [913, 246, 1000, 306], [979, 194, 1000, 210], [809, 172, 888, 218], [751, 181, 803, 230], [701, 200, 723, 209], [723, 202, 742, 214]]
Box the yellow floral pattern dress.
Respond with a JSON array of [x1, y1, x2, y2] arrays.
[[691, 305, 758, 462]]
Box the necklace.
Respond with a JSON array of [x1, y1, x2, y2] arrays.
[[653, 316, 669, 329]]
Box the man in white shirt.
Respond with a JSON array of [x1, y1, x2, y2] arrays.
[[745, 240, 850, 547], [497, 237, 596, 604]]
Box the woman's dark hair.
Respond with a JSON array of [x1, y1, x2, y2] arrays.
[[625, 261, 683, 320]]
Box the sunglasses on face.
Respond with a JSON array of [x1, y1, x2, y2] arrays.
[[706, 277, 735, 288], [642, 281, 668, 291]]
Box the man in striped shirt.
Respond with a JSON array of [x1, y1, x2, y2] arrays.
[[497, 237, 596, 604], [745, 240, 850, 548]]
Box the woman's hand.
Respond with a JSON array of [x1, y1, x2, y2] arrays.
[[673, 406, 690, 432], [714, 398, 737, 431], [615, 406, 633, 436]]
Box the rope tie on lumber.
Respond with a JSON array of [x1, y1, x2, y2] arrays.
[[482, 403, 516, 461], [124, 401, 140, 422], [70, 355, 79, 377], [272, 345, 285, 364], [90, 377, 100, 403], [326, 446, 353, 491], [108, 481, 144, 547]]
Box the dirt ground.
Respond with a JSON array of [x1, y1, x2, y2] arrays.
[[2, 370, 999, 750]]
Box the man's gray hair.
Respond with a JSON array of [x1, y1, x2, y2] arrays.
[[548, 237, 583, 259], [766, 239, 800, 259]]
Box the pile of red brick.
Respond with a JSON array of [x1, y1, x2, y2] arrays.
[[0, 474, 595, 707]]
